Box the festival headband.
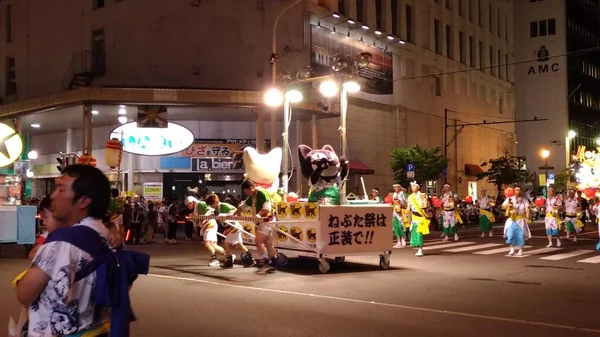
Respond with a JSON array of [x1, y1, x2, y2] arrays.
[[392, 184, 401, 187], [443, 184, 451, 189], [410, 181, 420, 187]]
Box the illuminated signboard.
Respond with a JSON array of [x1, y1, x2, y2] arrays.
[[573, 146, 600, 189], [110, 122, 194, 156], [0, 122, 23, 168]]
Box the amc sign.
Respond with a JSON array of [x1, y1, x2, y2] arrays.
[[110, 122, 194, 156], [192, 158, 244, 172]]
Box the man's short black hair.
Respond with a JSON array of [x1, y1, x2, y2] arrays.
[[241, 179, 255, 190], [38, 196, 51, 212], [61, 164, 110, 220], [111, 188, 120, 198]]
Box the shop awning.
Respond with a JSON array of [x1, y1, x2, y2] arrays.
[[349, 161, 375, 175], [465, 164, 484, 176]]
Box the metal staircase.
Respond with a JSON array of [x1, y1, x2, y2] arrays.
[[61, 51, 104, 90]]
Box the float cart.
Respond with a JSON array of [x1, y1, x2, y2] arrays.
[[241, 201, 392, 273], [0, 175, 36, 257]]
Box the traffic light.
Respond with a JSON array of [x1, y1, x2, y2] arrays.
[[56, 157, 65, 173], [56, 153, 79, 173]]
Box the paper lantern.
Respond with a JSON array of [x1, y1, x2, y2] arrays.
[[433, 199, 442, 208], [465, 195, 473, 203], [384, 193, 393, 204], [534, 197, 545, 207], [584, 188, 595, 199], [77, 154, 97, 167], [286, 192, 299, 202], [504, 187, 515, 198], [105, 138, 123, 169]]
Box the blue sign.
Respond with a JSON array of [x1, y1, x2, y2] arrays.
[[407, 163, 415, 172], [442, 170, 448, 178], [548, 173, 555, 184]]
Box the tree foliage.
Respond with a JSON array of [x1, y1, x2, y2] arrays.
[[553, 168, 576, 192], [389, 145, 448, 186], [476, 154, 530, 190]]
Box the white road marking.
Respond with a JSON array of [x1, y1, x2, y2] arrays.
[[577, 255, 600, 264], [514, 247, 560, 258], [474, 246, 532, 255], [443, 243, 503, 253], [146, 273, 600, 333], [422, 242, 475, 250], [539, 249, 593, 261]]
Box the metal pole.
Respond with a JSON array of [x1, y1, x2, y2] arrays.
[[340, 87, 348, 199], [270, 0, 303, 149], [565, 135, 570, 169], [545, 157, 549, 198], [282, 97, 290, 193], [444, 108, 448, 184]]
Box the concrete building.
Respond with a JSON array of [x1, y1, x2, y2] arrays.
[[0, 0, 515, 199], [515, 0, 600, 183]]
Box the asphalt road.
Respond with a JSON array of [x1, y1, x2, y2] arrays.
[[2, 222, 600, 337]]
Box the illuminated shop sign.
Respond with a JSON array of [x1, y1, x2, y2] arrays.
[[110, 122, 194, 156], [574, 146, 600, 189], [0, 122, 23, 168]]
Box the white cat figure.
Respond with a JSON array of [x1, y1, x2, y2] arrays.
[[243, 147, 282, 196]]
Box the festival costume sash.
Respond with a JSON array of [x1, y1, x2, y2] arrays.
[[480, 209, 495, 223], [408, 194, 430, 235], [545, 212, 563, 229]]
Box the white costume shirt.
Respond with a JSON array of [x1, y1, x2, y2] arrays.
[[564, 198, 578, 215], [408, 192, 424, 213], [442, 192, 454, 210], [545, 197, 562, 214], [478, 195, 490, 209]]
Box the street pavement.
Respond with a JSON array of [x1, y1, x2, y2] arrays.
[[2, 221, 600, 337]]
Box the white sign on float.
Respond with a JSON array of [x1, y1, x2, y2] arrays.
[[110, 122, 194, 156]]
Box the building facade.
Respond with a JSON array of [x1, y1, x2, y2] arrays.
[[515, 0, 600, 182], [0, 0, 515, 199]]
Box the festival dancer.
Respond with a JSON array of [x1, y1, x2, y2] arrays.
[[186, 196, 227, 267], [544, 187, 562, 247], [392, 184, 408, 248], [477, 187, 495, 237], [407, 181, 430, 256], [204, 193, 256, 268], [234, 179, 277, 273], [441, 184, 459, 241], [564, 189, 583, 241], [502, 185, 531, 256]]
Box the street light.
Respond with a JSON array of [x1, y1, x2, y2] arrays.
[[319, 80, 339, 97], [264, 88, 284, 107], [541, 149, 550, 197]]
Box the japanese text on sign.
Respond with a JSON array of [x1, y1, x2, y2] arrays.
[[327, 212, 387, 246]]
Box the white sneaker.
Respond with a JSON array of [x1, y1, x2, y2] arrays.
[[489, 231, 493, 237], [454, 233, 459, 241], [508, 247, 515, 256], [516, 249, 523, 256], [393, 242, 404, 249], [546, 243, 553, 248], [557, 239, 562, 247], [481, 233, 485, 238], [415, 248, 424, 257], [231, 254, 236, 264], [208, 259, 220, 267]]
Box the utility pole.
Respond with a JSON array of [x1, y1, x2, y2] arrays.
[[444, 108, 448, 184]]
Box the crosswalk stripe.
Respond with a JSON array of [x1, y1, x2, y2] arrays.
[[423, 240, 458, 246], [577, 255, 600, 264], [474, 246, 532, 255], [423, 242, 475, 250], [539, 249, 593, 261], [514, 247, 560, 258], [443, 243, 503, 253]]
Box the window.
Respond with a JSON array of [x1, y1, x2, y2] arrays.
[[446, 0, 451, 10], [504, 13, 508, 41], [375, 0, 383, 30], [489, 4, 493, 33], [92, 0, 105, 10], [356, 0, 364, 22], [539, 19, 547, 36], [435, 0, 441, 4], [497, 10, 501, 37], [498, 49, 502, 79], [469, 36, 475, 67], [478, 40, 483, 71], [459, 0, 463, 16], [406, 5, 414, 42], [5, 57, 16, 96], [338, 0, 346, 15], [391, 0, 399, 36], [5, 4, 12, 43], [434, 76, 442, 96], [459, 31, 465, 64], [469, 0, 473, 22], [92, 29, 106, 76], [489, 46, 494, 76], [505, 54, 509, 80], [446, 25, 453, 59], [478, 0, 483, 27], [434, 20, 442, 54], [318, 0, 326, 6], [548, 18, 556, 35], [530, 21, 538, 37]]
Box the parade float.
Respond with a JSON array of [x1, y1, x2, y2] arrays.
[[236, 144, 392, 274], [572, 145, 600, 198]]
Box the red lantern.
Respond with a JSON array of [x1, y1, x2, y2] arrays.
[[584, 188, 596, 199], [384, 193, 393, 204], [433, 199, 442, 208], [105, 138, 123, 169], [465, 195, 473, 203], [534, 197, 545, 207], [286, 192, 299, 202], [504, 187, 515, 198]]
